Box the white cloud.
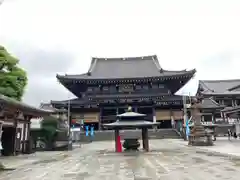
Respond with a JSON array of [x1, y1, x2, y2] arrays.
[[1, 0, 240, 105]]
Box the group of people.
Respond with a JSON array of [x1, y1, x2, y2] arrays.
[[227, 129, 239, 140]]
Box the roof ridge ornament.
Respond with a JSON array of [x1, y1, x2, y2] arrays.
[[152, 55, 161, 70], [88, 58, 98, 73]]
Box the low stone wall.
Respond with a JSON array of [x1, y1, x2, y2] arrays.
[[78, 129, 181, 142]]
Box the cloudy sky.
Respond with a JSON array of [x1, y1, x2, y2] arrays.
[[0, 0, 240, 106]]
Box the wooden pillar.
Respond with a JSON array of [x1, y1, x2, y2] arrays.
[[0, 120, 3, 156], [116, 107, 119, 115], [22, 122, 27, 153], [13, 118, 18, 156], [212, 112, 215, 124], [99, 107, 103, 130], [26, 121, 31, 153], [23, 115, 31, 154], [22, 115, 30, 153], [145, 128, 149, 152], [142, 128, 146, 150], [152, 107, 156, 123], [133, 106, 137, 112], [0, 109, 4, 155], [114, 129, 119, 152], [170, 109, 174, 128]]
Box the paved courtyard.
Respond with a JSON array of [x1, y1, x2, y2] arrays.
[[1, 139, 240, 179]]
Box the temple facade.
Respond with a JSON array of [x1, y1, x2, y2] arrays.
[[51, 55, 196, 130]]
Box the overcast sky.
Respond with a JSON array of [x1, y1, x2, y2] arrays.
[[0, 0, 240, 107]]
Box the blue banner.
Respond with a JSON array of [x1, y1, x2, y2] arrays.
[[90, 126, 94, 137], [186, 119, 190, 138], [85, 126, 89, 136]]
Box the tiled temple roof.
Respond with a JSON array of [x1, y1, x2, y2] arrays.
[[40, 103, 67, 113], [0, 94, 51, 116], [57, 55, 196, 80], [188, 97, 225, 109], [200, 79, 240, 96]]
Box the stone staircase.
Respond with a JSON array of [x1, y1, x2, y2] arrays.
[[78, 129, 181, 142], [149, 129, 182, 139]]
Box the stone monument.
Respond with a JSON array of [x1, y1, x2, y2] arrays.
[[188, 97, 213, 146]]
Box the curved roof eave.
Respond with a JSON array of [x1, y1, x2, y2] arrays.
[[56, 69, 196, 81]]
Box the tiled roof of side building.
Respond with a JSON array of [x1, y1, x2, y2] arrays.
[[221, 106, 240, 114], [200, 98, 225, 109], [40, 103, 67, 113], [201, 91, 240, 96], [188, 97, 225, 109], [0, 94, 52, 116], [199, 79, 240, 93], [57, 55, 196, 80]]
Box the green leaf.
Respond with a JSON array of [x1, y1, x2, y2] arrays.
[[0, 46, 27, 100]]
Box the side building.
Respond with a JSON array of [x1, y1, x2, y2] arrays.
[[51, 55, 196, 130], [199, 79, 240, 123]]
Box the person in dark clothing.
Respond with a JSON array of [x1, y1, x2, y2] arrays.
[[228, 129, 232, 141], [233, 132, 238, 139]]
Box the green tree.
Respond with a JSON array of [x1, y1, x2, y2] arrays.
[[0, 45, 27, 100]]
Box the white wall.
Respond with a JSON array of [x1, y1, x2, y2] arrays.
[[30, 117, 43, 129]]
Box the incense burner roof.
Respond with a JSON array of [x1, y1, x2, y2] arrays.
[[116, 112, 146, 117], [104, 120, 159, 128], [103, 110, 159, 128]]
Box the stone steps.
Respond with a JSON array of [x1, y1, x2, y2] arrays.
[[78, 129, 181, 142]]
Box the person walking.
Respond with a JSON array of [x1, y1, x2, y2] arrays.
[[90, 125, 94, 142], [228, 129, 232, 141], [233, 131, 238, 139]]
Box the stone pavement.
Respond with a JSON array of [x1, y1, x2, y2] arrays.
[[0, 151, 70, 169], [0, 140, 240, 179], [169, 137, 240, 157]]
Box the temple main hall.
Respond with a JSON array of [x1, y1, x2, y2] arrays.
[[51, 55, 196, 130]]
